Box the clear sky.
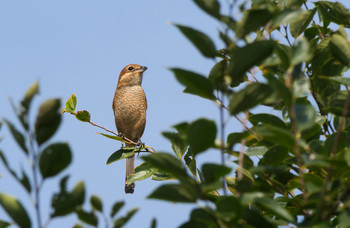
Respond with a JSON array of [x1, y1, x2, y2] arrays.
[[1, 1, 349, 228]]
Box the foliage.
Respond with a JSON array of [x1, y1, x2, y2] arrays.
[[0, 82, 137, 228], [146, 0, 350, 227]]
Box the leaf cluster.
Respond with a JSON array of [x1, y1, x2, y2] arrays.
[[137, 0, 350, 227]]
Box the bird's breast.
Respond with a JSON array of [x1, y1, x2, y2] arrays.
[[113, 85, 147, 141]]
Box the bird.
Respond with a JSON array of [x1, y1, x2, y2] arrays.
[[113, 64, 148, 194]]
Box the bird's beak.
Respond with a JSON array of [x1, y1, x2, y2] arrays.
[[140, 66, 148, 72]]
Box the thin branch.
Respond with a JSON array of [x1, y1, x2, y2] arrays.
[[237, 111, 248, 181], [219, 92, 227, 195], [88, 120, 137, 146], [283, 25, 293, 46], [29, 132, 42, 228], [215, 99, 261, 140]]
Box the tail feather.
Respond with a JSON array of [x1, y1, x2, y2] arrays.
[[125, 155, 135, 194]]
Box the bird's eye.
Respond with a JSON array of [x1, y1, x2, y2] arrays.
[[128, 66, 134, 71]]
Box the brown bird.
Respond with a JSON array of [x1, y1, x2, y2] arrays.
[[113, 64, 147, 194]]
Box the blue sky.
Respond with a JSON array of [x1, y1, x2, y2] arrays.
[[1, 1, 350, 228]]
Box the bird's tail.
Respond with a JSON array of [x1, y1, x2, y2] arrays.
[[125, 151, 135, 194]]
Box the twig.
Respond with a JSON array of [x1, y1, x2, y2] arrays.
[[237, 111, 248, 181], [219, 92, 227, 195], [29, 132, 42, 228], [215, 99, 261, 140], [283, 25, 293, 46], [88, 120, 137, 146]]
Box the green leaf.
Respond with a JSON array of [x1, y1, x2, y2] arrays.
[[290, 9, 316, 38], [259, 146, 289, 166], [201, 164, 231, 183], [20, 81, 39, 115], [265, 73, 292, 105], [291, 38, 312, 65], [39, 143, 72, 178], [318, 76, 350, 87], [339, 211, 350, 227], [113, 208, 139, 228], [98, 133, 123, 142], [236, 9, 274, 38], [19, 169, 31, 193], [90, 195, 103, 212], [0, 151, 18, 180], [271, 9, 303, 29], [192, 0, 221, 19], [170, 68, 215, 100], [75, 110, 90, 122], [148, 183, 199, 203], [294, 104, 317, 131], [142, 153, 187, 179], [246, 146, 268, 156], [0, 151, 31, 193], [226, 131, 250, 149], [0, 220, 11, 228], [76, 208, 98, 226], [61, 93, 77, 114], [229, 40, 275, 83], [35, 98, 62, 145], [324, 90, 350, 117], [4, 119, 28, 154], [72, 223, 84, 228], [51, 178, 85, 217], [254, 197, 294, 222], [162, 131, 188, 159], [293, 78, 310, 97], [256, 124, 307, 149], [208, 60, 228, 90], [229, 83, 273, 115], [110, 201, 124, 218], [126, 162, 158, 185], [330, 34, 350, 67], [315, 1, 350, 28], [174, 24, 216, 58], [215, 196, 242, 225], [106, 148, 136, 165], [0, 193, 31, 228], [186, 208, 218, 228], [151, 171, 175, 181], [187, 118, 217, 155], [150, 218, 157, 228], [184, 148, 197, 177], [249, 113, 287, 129]]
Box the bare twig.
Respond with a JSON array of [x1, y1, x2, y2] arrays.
[[237, 111, 248, 181], [283, 25, 293, 46], [88, 120, 138, 146]]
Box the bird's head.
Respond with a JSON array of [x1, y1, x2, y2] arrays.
[[117, 64, 147, 88]]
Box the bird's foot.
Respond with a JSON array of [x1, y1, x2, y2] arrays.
[[137, 141, 145, 148]]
